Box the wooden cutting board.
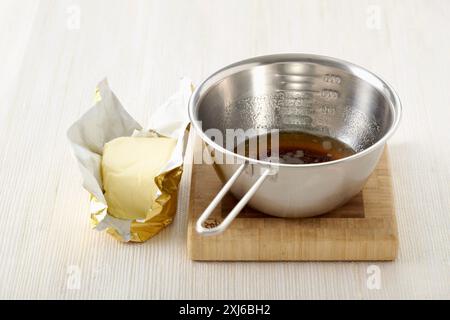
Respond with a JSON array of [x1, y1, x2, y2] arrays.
[[187, 135, 398, 261]]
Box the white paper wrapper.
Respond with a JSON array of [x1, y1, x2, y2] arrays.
[[67, 78, 192, 242]]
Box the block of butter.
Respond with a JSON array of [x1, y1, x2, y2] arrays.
[[67, 78, 192, 242], [102, 136, 176, 221]]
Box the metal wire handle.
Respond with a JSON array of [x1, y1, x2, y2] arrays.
[[195, 162, 271, 236]]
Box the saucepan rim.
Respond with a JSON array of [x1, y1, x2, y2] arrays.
[[188, 53, 402, 168]]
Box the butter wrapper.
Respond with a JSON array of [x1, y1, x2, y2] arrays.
[[67, 78, 192, 242]]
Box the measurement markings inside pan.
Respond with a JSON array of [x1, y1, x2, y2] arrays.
[[275, 74, 320, 81], [274, 88, 340, 99], [275, 72, 342, 98], [275, 73, 342, 84]]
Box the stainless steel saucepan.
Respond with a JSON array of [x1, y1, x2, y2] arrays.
[[188, 54, 401, 236]]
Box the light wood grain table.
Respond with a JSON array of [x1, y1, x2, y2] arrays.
[[0, 0, 449, 299]]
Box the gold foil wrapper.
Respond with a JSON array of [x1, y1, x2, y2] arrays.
[[90, 166, 183, 242]]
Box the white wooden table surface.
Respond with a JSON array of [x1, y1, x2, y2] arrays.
[[1, 0, 449, 299]]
